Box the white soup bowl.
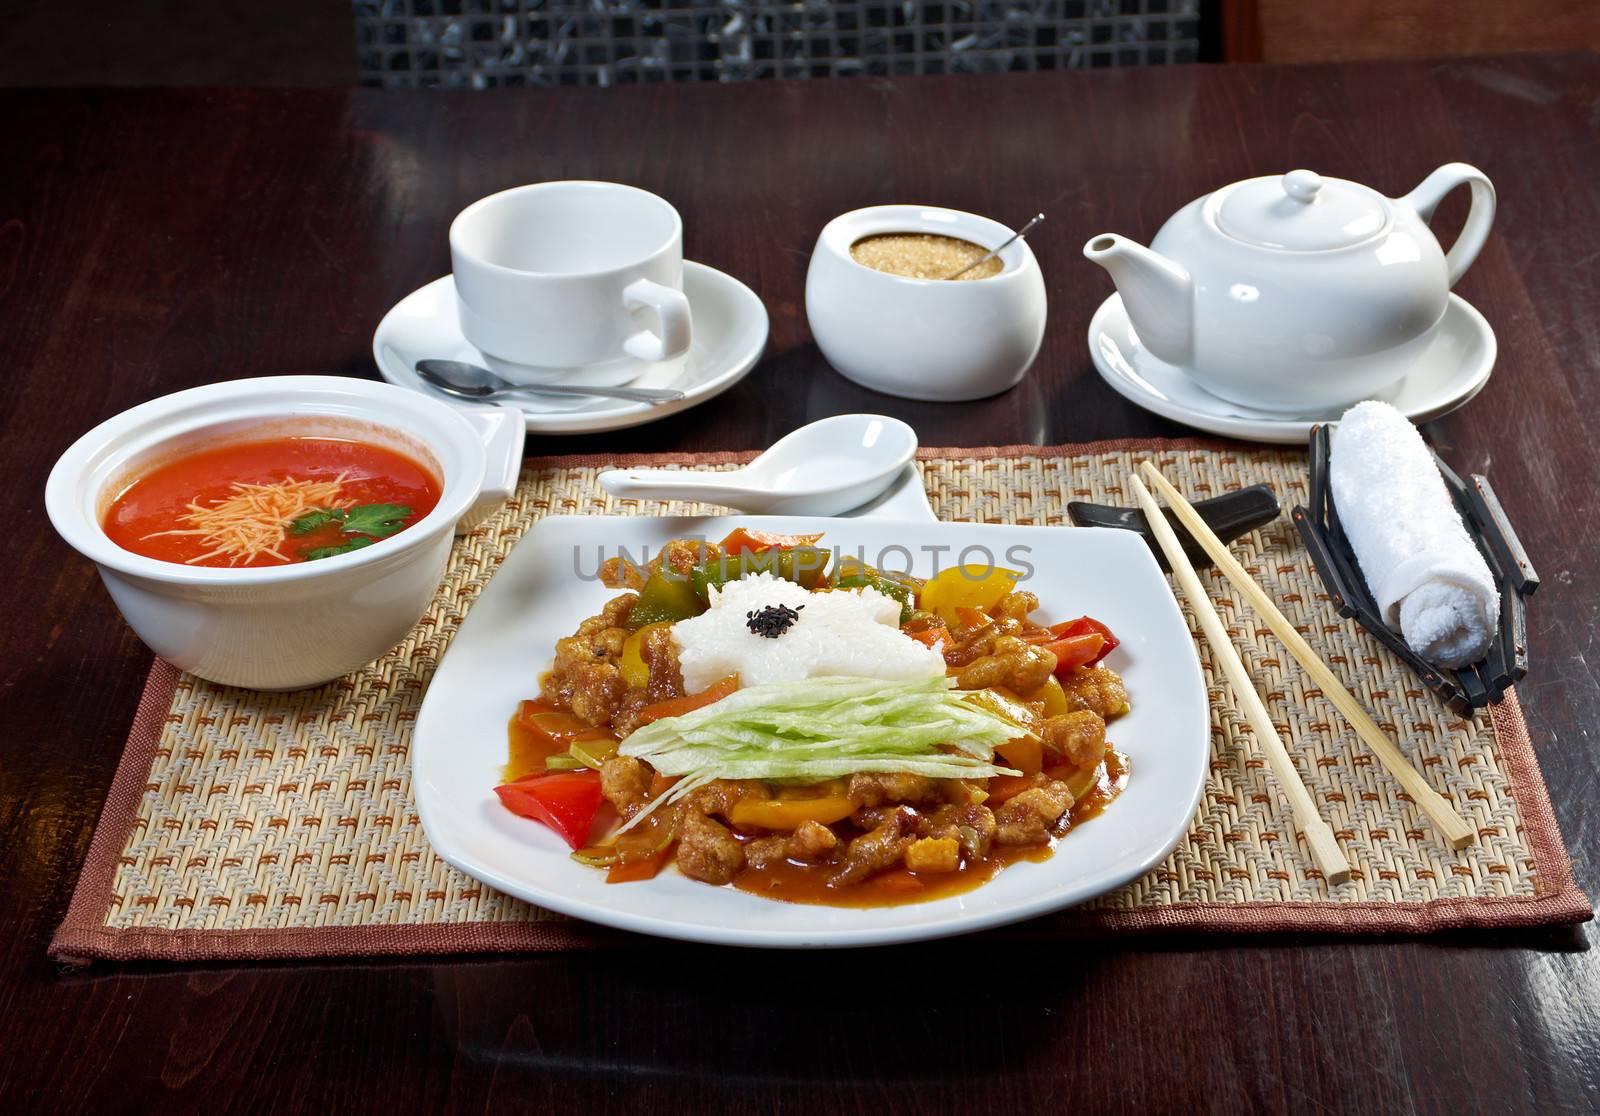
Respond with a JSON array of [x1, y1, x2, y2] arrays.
[[46, 376, 523, 690]]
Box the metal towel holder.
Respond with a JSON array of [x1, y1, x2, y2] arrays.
[[1292, 424, 1538, 716]]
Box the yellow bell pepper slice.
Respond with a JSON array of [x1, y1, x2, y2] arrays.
[[964, 686, 1044, 734], [995, 736, 1043, 776], [919, 564, 1021, 627], [619, 622, 669, 691], [1024, 676, 1072, 719], [727, 796, 855, 830], [1063, 756, 1106, 803]]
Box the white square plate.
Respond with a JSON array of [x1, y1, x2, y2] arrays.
[[413, 514, 1208, 947]]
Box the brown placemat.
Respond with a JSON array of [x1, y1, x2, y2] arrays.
[[50, 440, 1590, 964]]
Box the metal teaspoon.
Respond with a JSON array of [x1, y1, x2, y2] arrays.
[[945, 213, 1046, 280], [415, 360, 686, 405]]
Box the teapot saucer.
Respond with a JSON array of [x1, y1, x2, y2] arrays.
[[1088, 292, 1495, 444]]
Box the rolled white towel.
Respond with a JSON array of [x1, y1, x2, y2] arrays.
[[1329, 400, 1499, 669]]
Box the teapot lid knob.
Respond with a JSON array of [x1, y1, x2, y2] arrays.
[[1218, 169, 1388, 250], [1282, 169, 1324, 203]]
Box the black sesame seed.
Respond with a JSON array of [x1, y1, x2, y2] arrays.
[[745, 603, 803, 638]]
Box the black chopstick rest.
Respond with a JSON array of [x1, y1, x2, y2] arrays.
[[1292, 424, 1537, 716], [1068, 486, 1281, 572]]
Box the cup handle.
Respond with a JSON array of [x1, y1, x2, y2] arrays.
[[1399, 162, 1496, 288], [452, 403, 526, 535], [621, 278, 693, 362]]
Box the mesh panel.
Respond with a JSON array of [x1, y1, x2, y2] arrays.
[[354, 1, 1201, 89]]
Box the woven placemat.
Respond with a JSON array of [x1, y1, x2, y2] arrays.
[[50, 440, 1590, 964]]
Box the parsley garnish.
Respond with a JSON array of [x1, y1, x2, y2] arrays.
[[288, 508, 342, 535], [338, 503, 413, 538], [304, 537, 377, 561], [291, 503, 415, 561]]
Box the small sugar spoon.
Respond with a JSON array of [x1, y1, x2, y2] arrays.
[[946, 213, 1046, 280], [415, 359, 686, 405]]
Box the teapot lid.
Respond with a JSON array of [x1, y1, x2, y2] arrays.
[[1215, 170, 1389, 251]]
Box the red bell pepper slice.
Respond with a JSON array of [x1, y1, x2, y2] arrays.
[[494, 770, 604, 850], [1042, 632, 1106, 677], [1048, 616, 1119, 665], [718, 527, 825, 556], [513, 700, 592, 745], [904, 624, 952, 651], [636, 674, 739, 725]]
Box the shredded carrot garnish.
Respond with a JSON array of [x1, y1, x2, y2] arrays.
[[142, 473, 351, 565]]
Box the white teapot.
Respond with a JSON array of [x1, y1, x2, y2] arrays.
[[1083, 164, 1495, 413]]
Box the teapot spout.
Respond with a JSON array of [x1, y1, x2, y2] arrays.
[[1083, 234, 1193, 366]]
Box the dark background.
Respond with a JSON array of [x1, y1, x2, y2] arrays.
[[3, 0, 1599, 88]]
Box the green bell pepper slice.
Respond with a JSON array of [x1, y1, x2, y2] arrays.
[[626, 568, 706, 628], [831, 557, 917, 623], [689, 547, 830, 601]]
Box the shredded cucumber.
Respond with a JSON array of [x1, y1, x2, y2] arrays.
[[614, 675, 1025, 832]]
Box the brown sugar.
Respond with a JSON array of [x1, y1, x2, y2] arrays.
[[849, 233, 1003, 281]]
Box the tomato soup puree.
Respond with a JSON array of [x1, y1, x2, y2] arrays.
[[104, 435, 441, 567]]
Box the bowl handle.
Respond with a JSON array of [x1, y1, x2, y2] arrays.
[[454, 404, 526, 534]]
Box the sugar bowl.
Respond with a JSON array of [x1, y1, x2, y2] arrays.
[[806, 205, 1048, 401]]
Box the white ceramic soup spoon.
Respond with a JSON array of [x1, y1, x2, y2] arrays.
[[598, 414, 918, 515]]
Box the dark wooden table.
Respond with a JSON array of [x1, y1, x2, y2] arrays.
[[3, 54, 1597, 1114]]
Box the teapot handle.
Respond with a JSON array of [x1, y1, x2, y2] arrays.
[[1399, 163, 1496, 288]]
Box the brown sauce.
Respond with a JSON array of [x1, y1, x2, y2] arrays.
[[502, 712, 566, 782], [728, 749, 1129, 908]]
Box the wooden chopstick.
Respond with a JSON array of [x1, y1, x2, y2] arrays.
[[1138, 460, 1477, 851], [1129, 474, 1351, 885]]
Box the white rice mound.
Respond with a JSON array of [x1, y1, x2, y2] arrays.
[[671, 572, 946, 692]]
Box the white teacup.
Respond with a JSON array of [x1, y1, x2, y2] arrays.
[[449, 180, 693, 387]]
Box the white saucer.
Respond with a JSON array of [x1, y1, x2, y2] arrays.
[[373, 261, 768, 435], [1087, 292, 1496, 444]]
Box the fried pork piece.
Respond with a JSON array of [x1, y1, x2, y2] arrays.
[[991, 591, 1040, 625], [919, 802, 997, 859], [599, 756, 652, 819], [942, 631, 996, 668], [598, 555, 647, 590], [905, 836, 960, 874], [564, 662, 624, 726], [687, 779, 764, 817], [541, 594, 638, 724], [830, 807, 918, 887], [850, 804, 908, 830], [744, 821, 841, 869], [603, 593, 639, 626], [676, 809, 744, 884], [851, 778, 980, 829], [658, 538, 717, 576], [846, 772, 944, 808], [1042, 709, 1107, 767], [610, 693, 650, 739], [1059, 665, 1130, 719], [954, 635, 1056, 693], [789, 819, 840, 860], [994, 776, 1075, 847], [640, 624, 685, 699]]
